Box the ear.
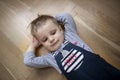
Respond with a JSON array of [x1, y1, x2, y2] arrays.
[[58, 25, 62, 31]]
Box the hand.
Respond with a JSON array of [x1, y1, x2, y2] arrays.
[[26, 37, 41, 52], [30, 37, 41, 49]]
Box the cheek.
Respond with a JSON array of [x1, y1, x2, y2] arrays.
[[56, 30, 63, 37], [42, 43, 50, 50], [59, 32, 64, 38], [42, 42, 48, 46]]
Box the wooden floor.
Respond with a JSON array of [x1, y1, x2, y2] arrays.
[[0, 0, 120, 80]]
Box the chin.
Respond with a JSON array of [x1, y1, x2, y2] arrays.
[[50, 45, 61, 52], [48, 48, 57, 52], [49, 40, 63, 52], [50, 47, 59, 52], [50, 49, 57, 52]]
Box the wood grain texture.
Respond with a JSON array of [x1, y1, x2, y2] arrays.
[[0, 0, 120, 80]]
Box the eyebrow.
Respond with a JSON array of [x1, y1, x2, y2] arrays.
[[40, 35, 47, 40], [50, 28, 56, 33]]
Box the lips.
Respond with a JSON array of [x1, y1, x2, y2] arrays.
[[51, 40, 58, 47]]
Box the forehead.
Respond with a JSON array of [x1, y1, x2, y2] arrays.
[[36, 20, 58, 36]]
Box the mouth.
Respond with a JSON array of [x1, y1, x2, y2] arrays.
[[51, 40, 59, 47]]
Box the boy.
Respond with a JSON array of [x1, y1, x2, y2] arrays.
[[24, 13, 120, 80]]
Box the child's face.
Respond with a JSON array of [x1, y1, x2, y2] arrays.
[[36, 20, 64, 52]]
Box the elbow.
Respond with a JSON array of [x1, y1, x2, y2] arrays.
[[24, 59, 33, 67], [63, 13, 72, 17]]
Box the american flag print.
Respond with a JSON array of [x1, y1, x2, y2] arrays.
[[60, 49, 84, 73]]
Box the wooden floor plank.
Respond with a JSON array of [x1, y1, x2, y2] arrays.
[[0, 63, 15, 80], [0, 32, 33, 80], [0, 0, 120, 80]]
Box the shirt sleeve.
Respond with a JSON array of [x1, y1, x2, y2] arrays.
[[56, 13, 93, 53], [55, 13, 77, 33], [24, 51, 51, 68], [81, 41, 93, 52]]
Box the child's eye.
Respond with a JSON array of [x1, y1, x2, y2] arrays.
[[51, 30, 56, 35], [42, 37, 48, 42]]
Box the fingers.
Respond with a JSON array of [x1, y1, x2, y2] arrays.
[[30, 36, 41, 48]]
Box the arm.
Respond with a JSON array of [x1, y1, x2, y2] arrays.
[[24, 37, 50, 68], [55, 13, 77, 33], [56, 13, 93, 52]]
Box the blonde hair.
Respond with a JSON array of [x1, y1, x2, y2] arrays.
[[29, 14, 65, 38]]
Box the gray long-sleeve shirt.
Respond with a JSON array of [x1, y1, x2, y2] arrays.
[[24, 13, 93, 74]]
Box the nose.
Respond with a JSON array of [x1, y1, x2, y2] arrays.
[[49, 36, 55, 43]]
